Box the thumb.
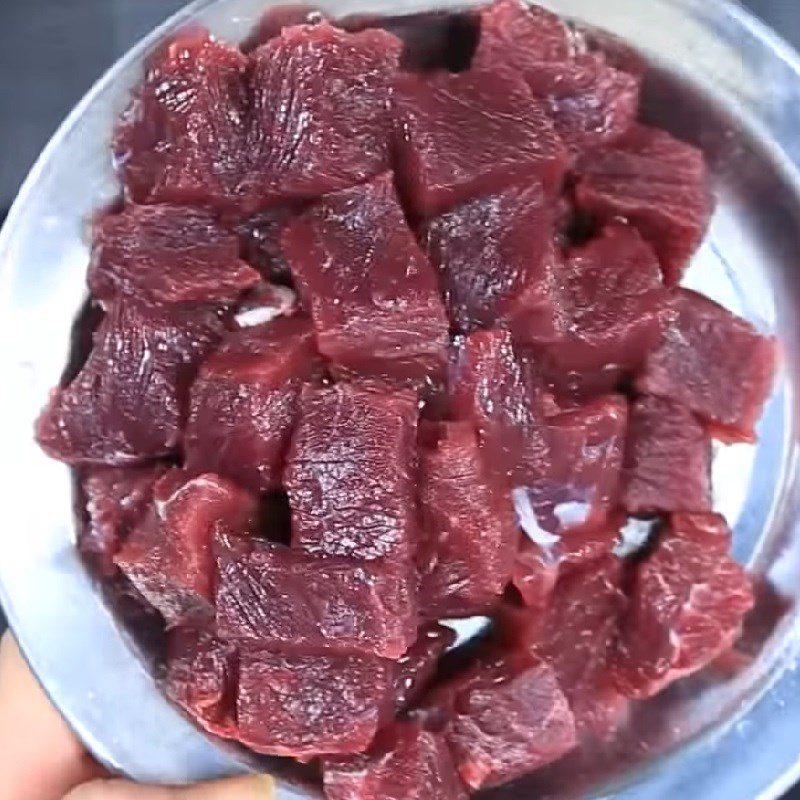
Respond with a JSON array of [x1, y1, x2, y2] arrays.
[[63, 775, 275, 800]]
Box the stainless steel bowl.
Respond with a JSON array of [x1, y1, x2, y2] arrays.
[[1, 0, 799, 797]]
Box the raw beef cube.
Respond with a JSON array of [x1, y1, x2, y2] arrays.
[[242, 24, 401, 206], [637, 288, 777, 443], [165, 627, 238, 737], [510, 556, 628, 738], [443, 652, 577, 790], [421, 181, 564, 342], [80, 463, 167, 577], [232, 205, 302, 283], [241, 5, 326, 52], [621, 396, 712, 515], [613, 513, 754, 698], [115, 470, 257, 625], [340, 10, 479, 73], [393, 69, 568, 216], [576, 125, 713, 284], [543, 223, 669, 397], [419, 422, 517, 617], [36, 301, 224, 465], [215, 536, 416, 658], [237, 650, 393, 757], [183, 317, 318, 493], [89, 205, 259, 306], [393, 624, 456, 713], [286, 384, 419, 562], [324, 723, 467, 800], [472, 0, 575, 72], [282, 172, 448, 384], [115, 30, 249, 208]]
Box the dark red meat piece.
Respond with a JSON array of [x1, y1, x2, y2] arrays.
[[115, 30, 249, 208], [637, 288, 777, 443], [236, 649, 393, 757], [442, 652, 577, 790], [324, 723, 467, 800], [421, 181, 564, 343], [576, 125, 713, 284], [183, 317, 318, 493], [542, 223, 669, 397], [165, 627, 238, 738], [88, 205, 259, 307], [286, 384, 419, 563], [419, 421, 517, 617], [510, 556, 628, 738], [613, 513, 754, 698], [242, 24, 401, 207], [241, 5, 326, 52], [115, 470, 257, 626], [79, 463, 167, 577], [621, 395, 712, 515], [393, 69, 568, 216], [231, 205, 302, 283], [36, 301, 224, 465], [282, 172, 448, 384], [393, 624, 456, 714], [215, 535, 416, 658]]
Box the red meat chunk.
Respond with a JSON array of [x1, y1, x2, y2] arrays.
[[242, 24, 401, 207], [183, 317, 318, 493], [282, 173, 448, 384], [236, 649, 393, 757], [613, 513, 754, 698], [232, 205, 302, 283], [241, 5, 325, 52], [88, 205, 259, 307], [115, 470, 257, 626], [393, 69, 568, 216], [80, 463, 167, 577], [419, 421, 517, 617], [637, 288, 777, 443], [543, 223, 669, 397], [421, 181, 564, 343], [621, 395, 712, 515], [510, 556, 628, 738], [442, 652, 577, 790], [576, 125, 713, 284], [286, 384, 419, 562], [165, 627, 238, 738], [215, 535, 416, 658], [36, 301, 224, 465], [393, 624, 456, 714], [324, 723, 467, 800], [115, 30, 249, 209]]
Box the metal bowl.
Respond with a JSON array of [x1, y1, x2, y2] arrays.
[[1, 0, 799, 797]]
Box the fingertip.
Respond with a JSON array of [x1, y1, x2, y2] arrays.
[[64, 774, 275, 800]]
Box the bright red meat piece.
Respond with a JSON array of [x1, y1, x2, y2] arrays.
[[421, 181, 564, 343], [393, 624, 456, 714], [637, 288, 777, 443], [236, 649, 393, 757], [542, 223, 669, 397], [240, 5, 326, 52], [115, 30, 249, 208], [115, 470, 257, 626], [215, 535, 416, 658], [613, 513, 754, 698], [286, 384, 420, 563], [621, 395, 712, 515], [80, 463, 168, 577], [419, 421, 517, 617], [442, 652, 577, 790], [88, 205, 258, 307], [241, 23, 401, 207], [282, 172, 448, 384], [576, 125, 713, 284], [183, 317, 319, 493], [324, 723, 467, 800], [393, 69, 569, 216], [36, 301, 224, 465], [165, 627, 238, 738]]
